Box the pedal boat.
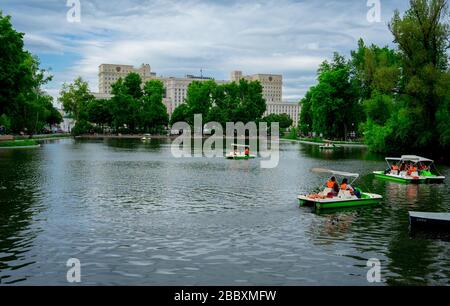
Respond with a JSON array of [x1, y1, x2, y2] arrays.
[[373, 155, 445, 184], [298, 169, 383, 210], [319, 140, 339, 150], [226, 144, 256, 160]]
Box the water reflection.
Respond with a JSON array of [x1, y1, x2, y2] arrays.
[[0, 139, 448, 285], [0, 150, 43, 284]]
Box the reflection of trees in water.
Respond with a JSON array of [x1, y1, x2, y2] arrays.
[[0, 152, 41, 284], [101, 138, 165, 150], [299, 144, 382, 161], [382, 182, 448, 285]]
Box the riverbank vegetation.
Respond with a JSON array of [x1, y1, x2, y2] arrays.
[[299, 0, 450, 157], [0, 139, 38, 147], [0, 12, 62, 136]]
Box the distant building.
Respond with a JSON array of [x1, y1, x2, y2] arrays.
[[264, 102, 300, 127], [96, 64, 298, 125], [230, 71, 282, 104]]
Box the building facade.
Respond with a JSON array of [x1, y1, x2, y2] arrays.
[[230, 71, 282, 104], [97, 64, 298, 126], [264, 102, 300, 127]]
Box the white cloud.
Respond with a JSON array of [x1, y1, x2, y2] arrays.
[[2, 0, 411, 101]]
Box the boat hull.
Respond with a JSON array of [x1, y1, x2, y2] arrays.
[[319, 146, 337, 150], [373, 171, 424, 184], [409, 212, 450, 230], [373, 171, 444, 184], [298, 193, 382, 210], [226, 155, 256, 160]]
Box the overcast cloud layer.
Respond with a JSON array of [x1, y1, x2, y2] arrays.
[[1, 0, 410, 103]]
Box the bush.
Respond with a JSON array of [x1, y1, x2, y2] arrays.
[[285, 127, 299, 140], [71, 120, 93, 136], [0, 114, 11, 134]]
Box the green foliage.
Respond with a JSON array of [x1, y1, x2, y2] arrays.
[[141, 80, 169, 133], [0, 139, 38, 147], [300, 0, 450, 157], [0, 12, 62, 135], [71, 120, 93, 136], [363, 92, 394, 125], [86, 99, 112, 131], [285, 127, 299, 140], [0, 114, 11, 133], [123, 73, 143, 99], [170, 103, 190, 126], [299, 53, 363, 139], [59, 77, 94, 121], [261, 113, 293, 129], [171, 78, 267, 127], [63, 76, 169, 134]]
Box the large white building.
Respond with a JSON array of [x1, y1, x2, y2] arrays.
[[265, 102, 300, 127], [97, 64, 299, 126]]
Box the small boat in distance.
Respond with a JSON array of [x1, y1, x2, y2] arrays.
[[409, 212, 450, 230], [319, 140, 339, 150], [373, 155, 445, 184], [141, 134, 152, 141], [298, 168, 383, 210], [226, 144, 256, 160]]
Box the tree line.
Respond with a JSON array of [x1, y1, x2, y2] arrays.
[[299, 0, 450, 157], [60, 74, 294, 136], [0, 12, 62, 135], [59, 74, 169, 135]]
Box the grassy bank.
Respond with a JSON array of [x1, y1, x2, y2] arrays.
[[281, 137, 366, 146], [15, 134, 71, 141], [298, 137, 364, 145], [0, 139, 39, 147]]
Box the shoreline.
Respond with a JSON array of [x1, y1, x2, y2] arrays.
[[75, 134, 369, 148], [280, 138, 368, 148]]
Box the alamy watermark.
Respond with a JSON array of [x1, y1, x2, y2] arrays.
[[66, 0, 81, 23], [66, 258, 81, 283], [171, 115, 280, 169], [366, 258, 382, 283], [367, 0, 381, 23]]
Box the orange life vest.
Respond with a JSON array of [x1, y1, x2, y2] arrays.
[[327, 181, 335, 188], [392, 165, 399, 170], [340, 183, 348, 190]]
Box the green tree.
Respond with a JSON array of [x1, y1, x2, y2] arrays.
[[141, 80, 169, 132], [110, 78, 137, 132], [170, 103, 190, 126], [59, 77, 94, 122], [300, 53, 362, 139], [387, 0, 450, 151], [0, 12, 61, 135], [261, 113, 293, 129], [299, 91, 313, 135], [86, 99, 112, 131], [123, 72, 143, 99]]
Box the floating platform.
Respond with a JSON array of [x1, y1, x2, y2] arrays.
[[409, 212, 450, 230]]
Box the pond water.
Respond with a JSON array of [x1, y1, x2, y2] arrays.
[[0, 138, 449, 285]]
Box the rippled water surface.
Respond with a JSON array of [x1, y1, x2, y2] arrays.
[[0, 139, 449, 285]]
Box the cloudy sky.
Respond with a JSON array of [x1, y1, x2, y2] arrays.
[[2, 0, 410, 103]]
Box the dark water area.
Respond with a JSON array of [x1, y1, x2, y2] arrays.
[[0, 138, 449, 285]]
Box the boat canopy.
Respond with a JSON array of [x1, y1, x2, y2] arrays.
[[231, 144, 249, 148], [311, 168, 359, 178], [386, 155, 434, 163]]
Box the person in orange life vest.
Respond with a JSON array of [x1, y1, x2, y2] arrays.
[[244, 147, 250, 156], [391, 164, 399, 174], [340, 178, 355, 194], [326, 177, 339, 196]]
